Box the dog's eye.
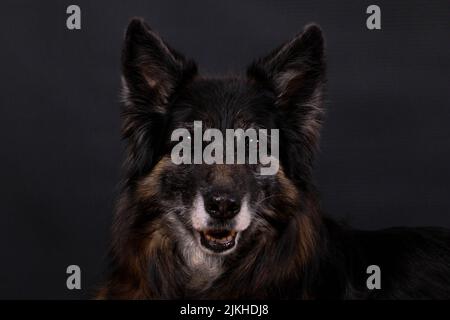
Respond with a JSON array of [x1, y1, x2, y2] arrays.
[[248, 138, 259, 146], [246, 138, 259, 151]]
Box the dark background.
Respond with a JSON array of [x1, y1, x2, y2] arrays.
[[0, 0, 448, 299]]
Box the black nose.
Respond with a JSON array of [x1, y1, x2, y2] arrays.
[[205, 194, 241, 219]]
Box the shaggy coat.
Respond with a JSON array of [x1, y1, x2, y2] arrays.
[[97, 18, 450, 299]]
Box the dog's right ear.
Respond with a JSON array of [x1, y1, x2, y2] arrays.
[[121, 18, 197, 179], [121, 18, 196, 110]]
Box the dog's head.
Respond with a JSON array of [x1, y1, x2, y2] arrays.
[[120, 19, 325, 258]]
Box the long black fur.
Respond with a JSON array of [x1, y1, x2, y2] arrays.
[[97, 18, 450, 299]]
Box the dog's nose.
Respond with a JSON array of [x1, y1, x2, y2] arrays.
[[205, 194, 241, 219]]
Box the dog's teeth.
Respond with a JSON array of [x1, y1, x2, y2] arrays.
[[202, 230, 237, 244]]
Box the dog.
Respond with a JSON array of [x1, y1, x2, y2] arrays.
[[97, 18, 450, 299]]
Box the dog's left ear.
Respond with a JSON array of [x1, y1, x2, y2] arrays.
[[247, 24, 326, 147]]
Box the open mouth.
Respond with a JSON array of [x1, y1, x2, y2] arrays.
[[199, 229, 238, 253]]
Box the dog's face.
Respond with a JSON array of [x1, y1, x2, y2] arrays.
[[121, 19, 325, 258], [153, 80, 279, 255]]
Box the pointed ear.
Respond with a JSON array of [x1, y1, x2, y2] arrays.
[[247, 24, 326, 146], [247, 24, 325, 103], [121, 18, 197, 110], [121, 18, 197, 179]]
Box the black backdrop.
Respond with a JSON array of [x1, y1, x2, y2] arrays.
[[0, 0, 449, 299]]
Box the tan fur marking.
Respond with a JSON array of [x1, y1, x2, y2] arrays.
[[276, 166, 301, 206], [137, 156, 173, 200], [277, 166, 318, 268], [211, 164, 235, 186]]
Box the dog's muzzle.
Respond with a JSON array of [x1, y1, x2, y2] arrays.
[[191, 192, 251, 254]]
